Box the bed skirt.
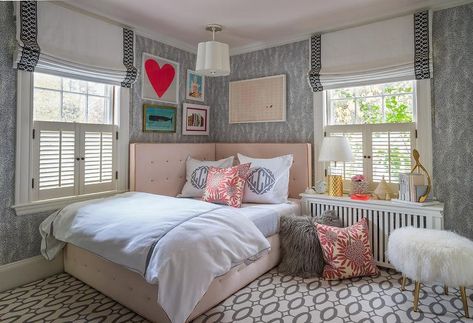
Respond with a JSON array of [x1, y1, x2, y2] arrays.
[[64, 234, 280, 322]]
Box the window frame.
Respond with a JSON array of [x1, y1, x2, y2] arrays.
[[13, 70, 129, 216], [313, 79, 433, 192]]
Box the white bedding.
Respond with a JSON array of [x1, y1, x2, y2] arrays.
[[232, 199, 301, 237], [39, 192, 270, 323]]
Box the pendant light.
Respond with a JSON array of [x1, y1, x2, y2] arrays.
[[195, 24, 230, 77]]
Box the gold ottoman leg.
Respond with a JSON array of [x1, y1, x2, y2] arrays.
[[413, 281, 421, 312], [460, 286, 469, 318], [401, 275, 407, 291], [444, 285, 448, 295]]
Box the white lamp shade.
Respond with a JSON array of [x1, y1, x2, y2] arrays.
[[319, 136, 354, 162], [196, 41, 230, 76]]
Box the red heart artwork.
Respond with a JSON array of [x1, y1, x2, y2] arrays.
[[144, 59, 176, 98]]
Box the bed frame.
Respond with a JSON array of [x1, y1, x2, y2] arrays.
[[64, 143, 312, 322]]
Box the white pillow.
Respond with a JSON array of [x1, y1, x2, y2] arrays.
[[180, 156, 234, 197], [238, 153, 293, 204]]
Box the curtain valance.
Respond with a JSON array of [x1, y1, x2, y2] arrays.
[[14, 1, 137, 87], [308, 11, 432, 91]]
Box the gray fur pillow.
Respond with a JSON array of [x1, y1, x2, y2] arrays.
[[278, 210, 343, 277]]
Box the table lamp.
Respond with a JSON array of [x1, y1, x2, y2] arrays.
[[319, 136, 353, 196]]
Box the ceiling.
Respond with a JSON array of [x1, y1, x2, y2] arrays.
[[64, 0, 469, 55]]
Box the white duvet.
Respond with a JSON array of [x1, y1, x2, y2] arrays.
[[39, 192, 270, 323]]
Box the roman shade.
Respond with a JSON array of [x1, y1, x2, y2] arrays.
[[308, 11, 432, 91], [14, 1, 137, 87]]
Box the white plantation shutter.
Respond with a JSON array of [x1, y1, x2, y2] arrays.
[[325, 127, 365, 181], [80, 124, 117, 194], [372, 124, 415, 183], [34, 121, 78, 200], [325, 123, 415, 185], [32, 122, 117, 200]]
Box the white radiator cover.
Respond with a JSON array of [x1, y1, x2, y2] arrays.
[[300, 194, 444, 268]]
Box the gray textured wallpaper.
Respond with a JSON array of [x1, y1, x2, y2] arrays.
[[208, 41, 314, 143], [432, 3, 473, 239], [130, 35, 211, 143], [0, 2, 49, 265], [1, 0, 473, 266]]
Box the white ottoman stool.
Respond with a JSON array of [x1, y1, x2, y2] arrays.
[[388, 227, 473, 318]]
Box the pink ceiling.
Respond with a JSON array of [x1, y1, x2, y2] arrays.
[[64, 0, 463, 54]]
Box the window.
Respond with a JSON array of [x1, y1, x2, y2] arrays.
[[28, 72, 121, 203], [34, 72, 114, 124], [325, 81, 416, 185]]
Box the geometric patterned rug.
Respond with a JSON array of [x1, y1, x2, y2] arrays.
[[1, 269, 471, 323], [194, 269, 473, 323]]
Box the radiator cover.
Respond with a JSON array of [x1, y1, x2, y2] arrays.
[[301, 194, 444, 268]]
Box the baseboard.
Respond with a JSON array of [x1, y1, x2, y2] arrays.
[[0, 251, 64, 292]]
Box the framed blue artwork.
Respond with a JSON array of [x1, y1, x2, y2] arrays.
[[143, 104, 176, 132]]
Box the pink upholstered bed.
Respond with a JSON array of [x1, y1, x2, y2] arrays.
[[63, 143, 312, 322]]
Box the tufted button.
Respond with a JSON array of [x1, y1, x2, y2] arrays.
[[150, 179, 155, 182], [151, 161, 154, 164]]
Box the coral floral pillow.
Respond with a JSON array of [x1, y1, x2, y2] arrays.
[[316, 218, 379, 280], [202, 164, 251, 208]]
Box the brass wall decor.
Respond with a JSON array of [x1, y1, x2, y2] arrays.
[[410, 149, 432, 203]]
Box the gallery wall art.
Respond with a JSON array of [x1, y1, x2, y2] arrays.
[[182, 103, 209, 136], [142, 53, 179, 104], [186, 70, 205, 102], [143, 104, 177, 132], [229, 74, 286, 124]]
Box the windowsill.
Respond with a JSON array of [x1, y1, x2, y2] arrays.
[[12, 190, 128, 216]]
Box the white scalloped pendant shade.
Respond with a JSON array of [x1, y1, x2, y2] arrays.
[[196, 41, 230, 77]]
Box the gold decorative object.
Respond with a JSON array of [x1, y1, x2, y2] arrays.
[[411, 149, 432, 203], [327, 175, 343, 197], [372, 176, 394, 200]]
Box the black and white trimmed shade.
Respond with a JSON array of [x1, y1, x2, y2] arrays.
[[14, 1, 138, 87]]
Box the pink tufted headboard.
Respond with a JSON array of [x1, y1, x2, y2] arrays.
[[130, 143, 312, 199]]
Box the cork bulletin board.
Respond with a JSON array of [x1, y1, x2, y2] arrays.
[[229, 74, 286, 123]]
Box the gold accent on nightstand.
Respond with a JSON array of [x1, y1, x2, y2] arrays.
[[411, 149, 431, 203], [327, 175, 343, 197]]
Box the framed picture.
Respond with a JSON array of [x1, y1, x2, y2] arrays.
[[182, 103, 209, 136], [186, 70, 205, 102], [229, 74, 286, 123], [143, 104, 177, 132], [142, 53, 179, 104]]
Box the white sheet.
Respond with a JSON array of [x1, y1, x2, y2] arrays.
[[235, 199, 301, 237], [40, 192, 270, 323]]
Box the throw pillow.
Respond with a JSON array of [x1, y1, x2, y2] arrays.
[[180, 156, 234, 198], [237, 153, 293, 204], [202, 164, 251, 208], [316, 218, 379, 280], [278, 210, 343, 277]]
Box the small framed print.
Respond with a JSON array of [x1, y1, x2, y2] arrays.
[[182, 103, 209, 136], [143, 104, 177, 132], [186, 70, 205, 102]]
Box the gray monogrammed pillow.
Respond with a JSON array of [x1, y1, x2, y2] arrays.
[[180, 156, 234, 197], [238, 153, 293, 204], [278, 210, 343, 277]]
